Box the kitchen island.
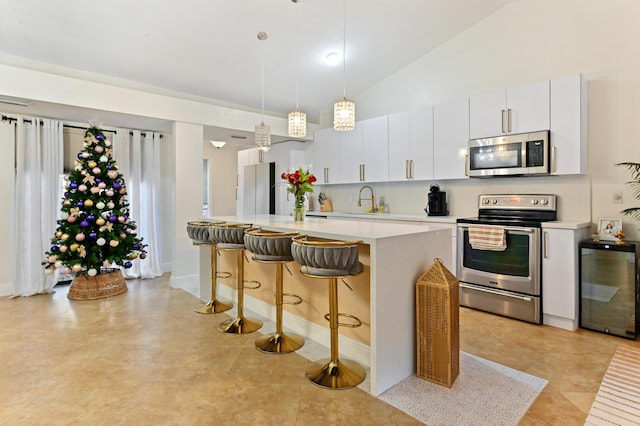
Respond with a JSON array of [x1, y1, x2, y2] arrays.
[[202, 214, 451, 396]]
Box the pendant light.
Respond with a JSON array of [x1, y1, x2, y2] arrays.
[[288, 0, 307, 138], [333, 0, 355, 131], [255, 31, 271, 151]]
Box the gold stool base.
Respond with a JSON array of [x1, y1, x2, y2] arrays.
[[306, 358, 366, 389], [255, 332, 304, 354], [218, 316, 263, 334], [194, 299, 233, 314]]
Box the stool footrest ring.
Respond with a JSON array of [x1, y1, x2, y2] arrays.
[[282, 293, 303, 305], [323, 312, 362, 328], [243, 280, 261, 290], [216, 271, 232, 279]]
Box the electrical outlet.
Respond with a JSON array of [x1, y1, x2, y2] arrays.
[[612, 191, 623, 204]]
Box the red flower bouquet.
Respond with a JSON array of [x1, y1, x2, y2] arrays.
[[281, 167, 316, 209]]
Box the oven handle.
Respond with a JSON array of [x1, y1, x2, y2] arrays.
[[457, 224, 537, 234], [460, 283, 533, 302]]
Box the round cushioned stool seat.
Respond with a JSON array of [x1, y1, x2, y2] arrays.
[[210, 223, 255, 245], [244, 230, 298, 262], [186, 220, 224, 244], [291, 235, 363, 277]]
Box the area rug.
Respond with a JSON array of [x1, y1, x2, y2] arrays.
[[379, 352, 548, 426], [585, 344, 640, 425], [582, 282, 619, 302]]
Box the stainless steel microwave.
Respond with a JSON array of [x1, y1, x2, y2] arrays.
[[466, 130, 550, 178]]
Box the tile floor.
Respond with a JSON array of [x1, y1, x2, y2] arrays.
[[0, 274, 638, 425]]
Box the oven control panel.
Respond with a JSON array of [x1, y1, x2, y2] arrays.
[[478, 194, 557, 211]]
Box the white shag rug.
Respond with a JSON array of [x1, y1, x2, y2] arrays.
[[379, 352, 548, 426]]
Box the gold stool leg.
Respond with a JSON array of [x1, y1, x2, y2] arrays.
[[255, 262, 304, 353], [306, 277, 366, 389], [195, 245, 233, 314], [218, 249, 263, 334]]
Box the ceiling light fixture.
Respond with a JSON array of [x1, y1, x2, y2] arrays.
[[255, 31, 272, 152], [210, 140, 226, 149], [288, 0, 307, 138], [333, 0, 355, 131]]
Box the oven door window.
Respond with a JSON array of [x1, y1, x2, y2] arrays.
[[469, 142, 522, 170], [462, 230, 530, 276]]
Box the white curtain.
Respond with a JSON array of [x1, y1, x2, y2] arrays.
[[113, 129, 163, 279], [13, 117, 63, 296]]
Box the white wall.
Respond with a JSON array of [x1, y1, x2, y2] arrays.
[[319, 0, 640, 240], [204, 143, 242, 216]]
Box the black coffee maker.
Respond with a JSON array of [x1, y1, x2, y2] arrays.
[[425, 184, 448, 216]]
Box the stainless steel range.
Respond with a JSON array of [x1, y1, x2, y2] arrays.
[[457, 194, 557, 324]]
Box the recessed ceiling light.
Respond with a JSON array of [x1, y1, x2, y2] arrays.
[[325, 52, 341, 66]]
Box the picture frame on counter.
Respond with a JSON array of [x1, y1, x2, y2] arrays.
[[597, 218, 622, 241]]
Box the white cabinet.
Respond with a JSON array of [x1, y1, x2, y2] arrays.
[[470, 80, 550, 139], [433, 98, 469, 180], [388, 107, 434, 181], [542, 226, 590, 331], [339, 117, 389, 183], [313, 127, 341, 184], [550, 74, 588, 175]]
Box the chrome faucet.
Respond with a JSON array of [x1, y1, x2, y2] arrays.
[[357, 185, 377, 212]]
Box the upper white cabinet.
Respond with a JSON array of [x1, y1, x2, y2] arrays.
[[339, 117, 389, 183], [470, 80, 550, 139], [550, 74, 588, 175], [313, 127, 341, 184], [388, 107, 434, 181], [433, 98, 469, 180]]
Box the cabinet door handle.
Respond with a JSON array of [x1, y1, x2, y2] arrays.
[[405, 160, 409, 179], [551, 146, 557, 173], [501, 109, 506, 133], [464, 155, 469, 177], [507, 108, 512, 133], [324, 167, 328, 183], [361, 164, 365, 181], [543, 231, 548, 259], [410, 160, 414, 179]]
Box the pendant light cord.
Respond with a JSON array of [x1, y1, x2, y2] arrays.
[[295, 2, 300, 109], [342, 0, 347, 98], [261, 45, 265, 121]]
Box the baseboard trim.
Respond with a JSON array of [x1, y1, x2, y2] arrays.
[[169, 274, 199, 298], [217, 285, 371, 367], [543, 314, 578, 331]]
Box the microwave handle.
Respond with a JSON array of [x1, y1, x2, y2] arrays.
[[464, 154, 469, 177]]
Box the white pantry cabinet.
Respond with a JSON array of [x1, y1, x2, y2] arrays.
[[388, 106, 434, 181], [339, 117, 389, 183], [470, 80, 550, 139], [433, 98, 469, 180], [550, 74, 588, 175]]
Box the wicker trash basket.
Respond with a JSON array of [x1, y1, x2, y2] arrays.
[[68, 269, 128, 300], [416, 258, 459, 387]]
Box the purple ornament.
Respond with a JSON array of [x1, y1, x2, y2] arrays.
[[64, 192, 70, 198], [89, 232, 97, 239], [77, 153, 83, 159], [87, 214, 96, 221], [96, 134, 105, 141], [106, 164, 113, 169], [133, 243, 140, 250], [70, 182, 78, 189], [95, 178, 102, 183], [124, 261, 133, 269], [50, 246, 59, 252], [109, 215, 118, 223], [80, 220, 90, 228], [113, 182, 121, 190], [76, 201, 84, 207]]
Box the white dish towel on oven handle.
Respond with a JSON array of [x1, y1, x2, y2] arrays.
[[468, 224, 507, 251]]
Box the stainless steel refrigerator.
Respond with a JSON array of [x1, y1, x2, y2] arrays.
[[243, 162, 275, 216]]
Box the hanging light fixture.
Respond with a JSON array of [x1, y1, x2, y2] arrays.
[[333, 0, 355, 131], [210, 140, 226, 149], [255, 31, 271, 151], [288, 0, 307, 138]]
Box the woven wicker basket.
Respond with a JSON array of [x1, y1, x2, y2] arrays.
[[68, 269, 128, 300], [416, 258, 459, 387]]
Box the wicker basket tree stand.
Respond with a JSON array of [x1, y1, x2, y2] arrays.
[[68, 269, 128, 300]]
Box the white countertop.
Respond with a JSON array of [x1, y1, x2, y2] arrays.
[[206, 214, 448, 244], [305, 211, 459, 224]]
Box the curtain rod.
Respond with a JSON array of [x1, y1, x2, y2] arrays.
[[1, 115, 163, 138]]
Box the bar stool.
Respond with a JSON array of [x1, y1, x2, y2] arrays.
[[244, 229, 304, 354], [209, 223, 263, 334], [186, 221, 233, 314], [290, 235, 366, 389]]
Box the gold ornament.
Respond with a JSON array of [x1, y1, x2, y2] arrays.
[[82, 174, 96, 185], [99, 222, 114, 232]]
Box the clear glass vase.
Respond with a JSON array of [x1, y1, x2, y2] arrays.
[[292, 207, 306, 222]]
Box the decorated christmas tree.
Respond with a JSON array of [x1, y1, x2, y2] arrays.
[[42, 126, 147, 287]]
